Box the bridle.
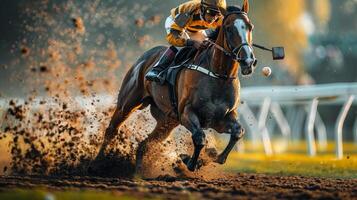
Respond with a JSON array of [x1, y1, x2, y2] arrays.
[[185, 11, 261, 80], [209, 11, 257, 65]]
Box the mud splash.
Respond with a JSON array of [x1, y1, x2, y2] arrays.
[[0, 96, 224, 179], [0, 0, 225, 180]]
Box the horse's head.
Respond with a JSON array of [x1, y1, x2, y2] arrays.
[[222, 1, 256, 76]]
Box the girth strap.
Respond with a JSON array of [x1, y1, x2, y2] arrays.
[[185, 64, 221, 79], [185, 64, 237, 80]]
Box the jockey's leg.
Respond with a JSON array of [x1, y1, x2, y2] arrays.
[[145, 46, 178, 84], [146, 15, 181, 84]]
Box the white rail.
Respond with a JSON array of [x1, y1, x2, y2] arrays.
[[241, 82, 357, 105], [239, 83, 357, 158], [335, 95, 355, 159]]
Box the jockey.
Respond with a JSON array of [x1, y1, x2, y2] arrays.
[[145, 0, 226, 83]]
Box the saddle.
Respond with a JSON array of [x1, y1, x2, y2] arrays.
[[163, 46, 197, 114]]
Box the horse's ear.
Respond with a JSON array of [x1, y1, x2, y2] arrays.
[[242, 0, 250, 13]]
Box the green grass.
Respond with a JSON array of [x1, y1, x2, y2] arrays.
[[222, 141, 357, 179]]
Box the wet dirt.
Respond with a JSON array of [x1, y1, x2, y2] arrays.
[[0, 173, 356, 200]]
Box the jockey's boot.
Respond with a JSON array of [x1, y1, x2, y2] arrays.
[[145, 46, 177, 84]]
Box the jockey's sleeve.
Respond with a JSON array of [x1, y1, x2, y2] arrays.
[[166, 29, 186, 47], [166, 1, 201, 47]]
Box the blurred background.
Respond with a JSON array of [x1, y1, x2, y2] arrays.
[[1, 0, 357, 93], [0, 0, 356, 178]]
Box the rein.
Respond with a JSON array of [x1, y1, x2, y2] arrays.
[[184, 10, 272, 80], [183, 41, 238, 81], [206, 40, 252, 62]]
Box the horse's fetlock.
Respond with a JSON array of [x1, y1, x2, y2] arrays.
[[232, 127, 245, 141]]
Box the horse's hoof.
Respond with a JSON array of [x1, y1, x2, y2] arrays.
[[187, 159, 204, 171], [179, 154, 191, 165], [179, 154, 203, 172], [187, 163, 195, 172], [214, 155, 226, 165], [205, 148, 219, 159], [179, 154, 195, 171], [196, 159, 204, 169]]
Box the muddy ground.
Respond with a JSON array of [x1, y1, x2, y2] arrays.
[[1, 96, 356, 200], [0, 173, 356, 200]]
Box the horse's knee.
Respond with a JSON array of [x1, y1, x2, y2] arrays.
[[231, 124, 245, 141], [192, 130, 206, 147]]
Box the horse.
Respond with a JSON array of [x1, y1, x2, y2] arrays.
[[94, 2, 257, 172]]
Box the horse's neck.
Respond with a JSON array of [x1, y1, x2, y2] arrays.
[[211, 28, 239, 78]]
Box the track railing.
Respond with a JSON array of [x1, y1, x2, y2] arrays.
[[239, 82, 357, 158]]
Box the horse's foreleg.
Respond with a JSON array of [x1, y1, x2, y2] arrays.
[[181, 106, 206, 171], [215, 113, 245, 164]]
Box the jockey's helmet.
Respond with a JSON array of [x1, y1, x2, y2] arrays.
[[201, 0, 227, 16]]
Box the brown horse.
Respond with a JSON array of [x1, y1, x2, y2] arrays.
[[95, 2, 256, 172]]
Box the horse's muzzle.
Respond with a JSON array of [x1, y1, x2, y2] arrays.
[[240, 58, 256, 75], [241, 67, 253, 75]]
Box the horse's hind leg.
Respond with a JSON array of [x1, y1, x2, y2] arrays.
[[136, 105, 178, 175], [96, 88, 146, 160]]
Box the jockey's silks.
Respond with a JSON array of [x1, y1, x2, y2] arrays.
[[166, 1, 223, 47]]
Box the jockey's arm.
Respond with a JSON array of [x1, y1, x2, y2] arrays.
[[166, 27, 188, 47], [165, 1, 201, 47]]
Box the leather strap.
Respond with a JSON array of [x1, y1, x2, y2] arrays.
[[185, 64, 237, 80]]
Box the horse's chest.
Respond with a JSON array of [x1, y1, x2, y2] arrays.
[[194, 88, 239, 122]]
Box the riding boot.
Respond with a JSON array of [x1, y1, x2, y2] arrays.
[[145, 46, 178, 84]]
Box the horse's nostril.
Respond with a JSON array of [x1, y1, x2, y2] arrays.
[[253, 59, 258, 67], [242, 68, 252, 75]]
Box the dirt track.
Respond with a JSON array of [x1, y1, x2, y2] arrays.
[[0, 173, 356, 200]]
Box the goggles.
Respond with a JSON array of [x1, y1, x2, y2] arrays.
[[202, 4, 222, 17]]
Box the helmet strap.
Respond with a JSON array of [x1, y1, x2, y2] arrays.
[[200, 5, 207, 21]]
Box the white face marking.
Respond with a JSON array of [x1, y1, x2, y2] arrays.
[[233, 19, 254, 60], [234, 19, 248, 44]]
